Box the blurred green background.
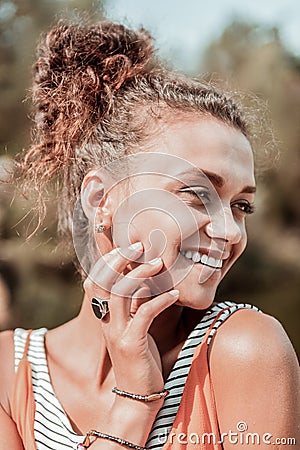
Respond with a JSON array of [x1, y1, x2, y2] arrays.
[[0, 0, 299, 357]]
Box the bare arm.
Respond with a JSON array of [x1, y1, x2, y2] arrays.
[[210, 309, 300, 450], [0, 331, 24, 450]]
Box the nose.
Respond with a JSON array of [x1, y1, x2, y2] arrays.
[[205, 208, 242, 245]]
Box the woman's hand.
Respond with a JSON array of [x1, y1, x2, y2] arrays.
[[83, 242, 179, 398]]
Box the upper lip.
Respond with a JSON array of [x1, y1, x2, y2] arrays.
[[181, 248, 230, 261]]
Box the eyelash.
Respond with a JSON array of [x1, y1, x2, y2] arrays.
[[179, 187, 210, 204], [232, 201, 255, 215], [179, 188, 255, 215]]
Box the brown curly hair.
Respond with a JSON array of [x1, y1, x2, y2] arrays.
[[16, 17, 253, 275]]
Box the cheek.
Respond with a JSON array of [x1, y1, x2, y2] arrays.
[[129, 211, 182, 261], [239, 221, 248, 250], [231, 223, 248, 260], [112, 190, 202, 261]]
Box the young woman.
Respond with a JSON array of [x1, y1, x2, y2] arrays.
[[0, 19, 299, 450]]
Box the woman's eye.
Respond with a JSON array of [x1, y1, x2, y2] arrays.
[[179, 187, 211, 204], [232, 201, 255, 215]]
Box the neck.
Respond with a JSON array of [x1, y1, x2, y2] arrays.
[[149, 304, 186, 354]]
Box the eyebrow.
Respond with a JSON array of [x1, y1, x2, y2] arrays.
[[175, 168, 256, 194]]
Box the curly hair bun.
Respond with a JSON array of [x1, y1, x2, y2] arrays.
[[33, 19, 153, 147]]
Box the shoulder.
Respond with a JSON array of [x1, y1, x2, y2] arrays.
[[0, 331, 27, 447], [0, 330, 16, 414], [0, 330, 15, 371], [209, 308, 300, 441], [210, 308, 298, 368]]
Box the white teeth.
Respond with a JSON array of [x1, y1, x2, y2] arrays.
[[201, 254, 208, 264], [192, 251, 201, 263], [208, 257, 215, 267], [180, 249, 223, 269]]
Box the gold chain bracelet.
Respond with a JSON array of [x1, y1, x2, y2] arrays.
[[112, 386, 169, 402], [77, 430, 146, 450]]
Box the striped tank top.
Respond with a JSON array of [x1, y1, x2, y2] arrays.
[[13, 301, 259, 450]]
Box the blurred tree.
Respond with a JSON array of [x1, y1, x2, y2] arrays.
[[0, 0, 104, 155], [0, 0, 104, 328]]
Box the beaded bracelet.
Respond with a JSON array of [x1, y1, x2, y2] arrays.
[[112, 386, 169, 402], [77, 430, 146, 450]]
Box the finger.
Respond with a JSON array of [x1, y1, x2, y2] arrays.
[[109, 258, 163, 323], [130, 286, 152, 316], [130, 289, 180, 337], [84, 242, 143, 295]]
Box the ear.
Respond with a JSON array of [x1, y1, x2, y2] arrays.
[[80, 169, 113, 229]]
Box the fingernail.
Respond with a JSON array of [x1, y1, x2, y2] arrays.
[[148, 257, 162, 265], [128, 242, 143, 251], [169, 289, 179, 297]]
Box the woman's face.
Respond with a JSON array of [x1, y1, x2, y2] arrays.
[[108, 117, 256, 310]]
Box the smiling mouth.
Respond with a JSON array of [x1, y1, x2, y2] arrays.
[[180, 249, 223, 269]]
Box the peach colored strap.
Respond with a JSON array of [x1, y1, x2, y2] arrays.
[[11, 330, 37, 450], [22, 330, 32, 359]]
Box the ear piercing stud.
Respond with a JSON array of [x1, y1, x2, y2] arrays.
[[95, 223, 106, 233]]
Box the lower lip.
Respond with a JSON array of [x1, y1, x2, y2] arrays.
[[197, 263, 222, 284]]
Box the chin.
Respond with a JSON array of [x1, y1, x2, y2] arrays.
[[174, 279, 218, 310]]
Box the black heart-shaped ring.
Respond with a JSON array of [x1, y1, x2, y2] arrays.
[[91, 297, 110, 320]]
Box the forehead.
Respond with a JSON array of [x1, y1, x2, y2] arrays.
[[142, 117, 255, 187], [104, 117, 255, 196]]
